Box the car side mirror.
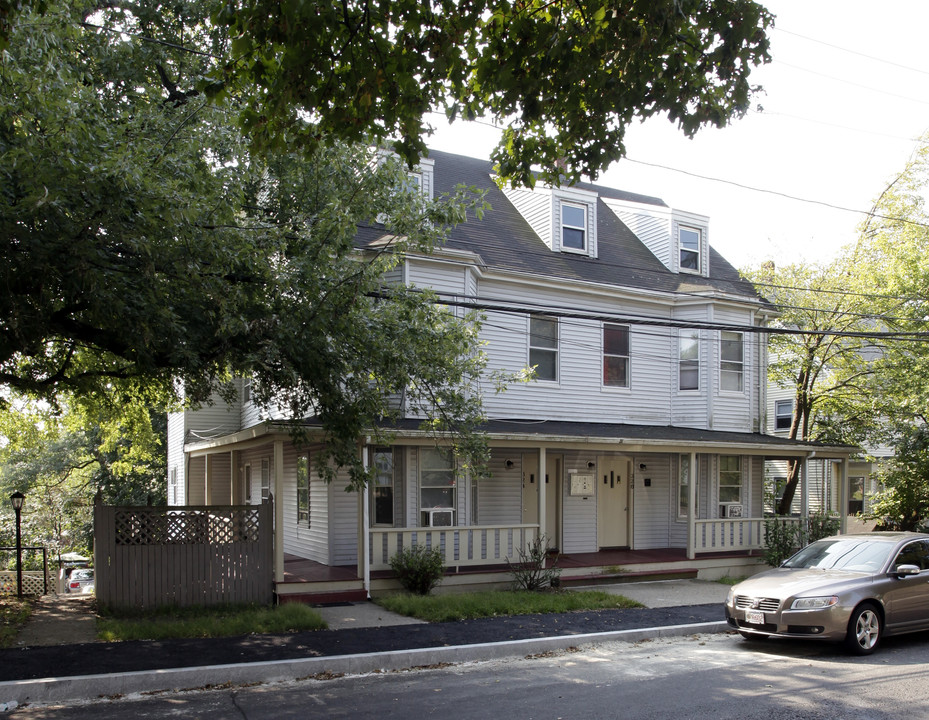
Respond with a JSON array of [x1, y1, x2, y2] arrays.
[[893, 564, 921, 577]]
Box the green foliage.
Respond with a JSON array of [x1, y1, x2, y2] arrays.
[[762, 512, 841, 567], [96, 602, 325, 641], [868, 425, 929, 531], [389, 545, 446, 596], [507, 535, 562, 591], [217, 0, 773, 187], [376, 589, 642, 622], [762, 517, 801, 568], [1, 0, 507, 491]]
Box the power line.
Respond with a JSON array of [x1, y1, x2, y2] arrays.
[[775, 27, 929, 78]]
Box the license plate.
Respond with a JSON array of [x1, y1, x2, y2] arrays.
[[745, 610, 765, 625]]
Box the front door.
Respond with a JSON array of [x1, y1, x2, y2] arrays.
[[522, 453, 562, 550], [597, 455, 630, 549]]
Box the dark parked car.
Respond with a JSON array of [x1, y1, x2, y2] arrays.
[[725, 532, 929, 654]]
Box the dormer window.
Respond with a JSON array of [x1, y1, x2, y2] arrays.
[[679, 226, 701, 272], [560, 202, 587, 251]]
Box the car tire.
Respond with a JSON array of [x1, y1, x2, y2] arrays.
[[845, 603, 882, 655], [738, 631, 768, 641]]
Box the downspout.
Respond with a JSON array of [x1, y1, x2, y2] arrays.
[[538, 446, 547, 547], [274, 439, 285, 584], [839, 458, 849, 534]]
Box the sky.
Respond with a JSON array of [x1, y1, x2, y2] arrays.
[[425, 1, 929, 269]]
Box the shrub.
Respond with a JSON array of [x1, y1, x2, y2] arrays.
[[805, 511, 840, 544], [762, 517, 801, 568], [389, 544, 446, 595], [508, 535, 562, 591]]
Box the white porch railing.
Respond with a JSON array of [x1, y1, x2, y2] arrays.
[[369, 524, 539, 572], [693, 517, 803, 554]]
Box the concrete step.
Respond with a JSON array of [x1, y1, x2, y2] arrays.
[[559, 568, 699, 587]]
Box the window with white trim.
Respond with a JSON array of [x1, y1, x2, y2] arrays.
[[560, 201, 587, 251], [679, 329, 699, 391], [529, 315, 558, 382], [420, 447, 456, 526], [296, 453, 310, 525], [719, 456, 742, 504], [720, 331, 744, 392], [775, 399, 793, 431], [372, 447, 394, 526], [603, 323, 630, 387], [260, 458, 270, 501], [679, 226, 701, 272], [678, 454, 691, 519]]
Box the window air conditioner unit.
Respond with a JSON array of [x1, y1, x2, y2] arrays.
[[722, 504, 743, 518], [422, 509, 455, 527]]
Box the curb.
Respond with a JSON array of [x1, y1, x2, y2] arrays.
[[0, 621, 729, 706]]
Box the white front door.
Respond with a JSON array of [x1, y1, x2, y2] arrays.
[[597, 455, 630, 549]]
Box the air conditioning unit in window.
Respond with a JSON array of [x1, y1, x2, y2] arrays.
[[720, 503, 743, 518], [422, 509, 455, 527]]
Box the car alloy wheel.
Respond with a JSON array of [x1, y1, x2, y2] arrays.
[[846, 604, 881, 655]]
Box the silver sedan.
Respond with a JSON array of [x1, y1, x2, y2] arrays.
[[725, 532, 929, 654]]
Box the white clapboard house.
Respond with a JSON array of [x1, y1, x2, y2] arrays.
[[167, 150, 858, 602]]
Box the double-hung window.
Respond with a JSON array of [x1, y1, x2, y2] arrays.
[[529, 315, 558, 382], [775, 399, 793, 431], [420, 447, 456, 526], [260, 458, 271, 501], [679, 329, 700, 391], [719, 456, 742, 505], [720, 331, 744, 392], [603, 323, 630, 387], [679, 226, 701, 272], [560, 202, 587, 251], [372, 447, 394, 526], [296, 453, 310, 526]]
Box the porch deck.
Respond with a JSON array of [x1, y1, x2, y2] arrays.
[[278, 547, 763, 603]]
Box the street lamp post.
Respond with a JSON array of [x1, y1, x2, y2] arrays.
[[9, 492, 25, 599]]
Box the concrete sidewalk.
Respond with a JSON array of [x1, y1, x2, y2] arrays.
[[1, 580, 730, 708]]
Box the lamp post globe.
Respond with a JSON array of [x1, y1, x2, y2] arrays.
[[9, 492, 25, 598]]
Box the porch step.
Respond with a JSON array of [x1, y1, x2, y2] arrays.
[[277, 588, 369, 605], [559, 568, 699, 587]]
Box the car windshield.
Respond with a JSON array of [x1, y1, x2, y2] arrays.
[[782, 538, 894, 572], [72, 570, 93, 580]]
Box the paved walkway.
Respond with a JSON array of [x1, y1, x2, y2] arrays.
[[13, 593, 97, 647]]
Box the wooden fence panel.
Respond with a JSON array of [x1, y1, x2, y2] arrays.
[[94, 502, 273, 609]]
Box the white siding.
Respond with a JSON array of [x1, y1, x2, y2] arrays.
[[187, 456, 205, 505], [330, 473, 359, 565], [207, 453, 232, 505], [560, 452, 598, 553], [671, 305, 710, 428], [603, 199, 672, 269], [185, 391, 241, 442], [501, 185, 553, 249], [477, 455, 523, 525], [166, 411, 186, 506], [407, 259, 468, 297], [631, 455, 672, 549], [712, 306, 757, 432]]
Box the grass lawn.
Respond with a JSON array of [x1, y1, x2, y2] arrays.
[[0, 595, 35, 648], [97, 602, 327, 642], [375, 589, 643, 623]]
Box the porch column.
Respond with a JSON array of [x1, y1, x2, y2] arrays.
[[800, 457, 809, 521], [204, 453, 211, 505], [687, 452, 697, 561], [274, 439, 285, 584], [229, 451, 235, 505], [537, 446, 547, 545], [838, 459, 849, 534], [359, 442, 371, 596]]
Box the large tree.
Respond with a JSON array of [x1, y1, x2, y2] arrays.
[[4, 0, 773, 187], [745, 261, 878, 515], [1, 0, 498, 487]]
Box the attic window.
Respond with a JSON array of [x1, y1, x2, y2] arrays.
[[560, 202, 587, 251], [679, 226, 701, 272]]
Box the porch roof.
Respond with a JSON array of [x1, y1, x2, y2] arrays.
[[184, 416, 857, 459]]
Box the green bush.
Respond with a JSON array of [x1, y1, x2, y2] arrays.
[[507, 535, 562, 591], [805, 511, 840, 544], [389, 544, 445, 595], [763, 517, 802, 568]]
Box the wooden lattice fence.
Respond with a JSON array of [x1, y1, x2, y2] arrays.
[[94, 501, 273, 609]]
